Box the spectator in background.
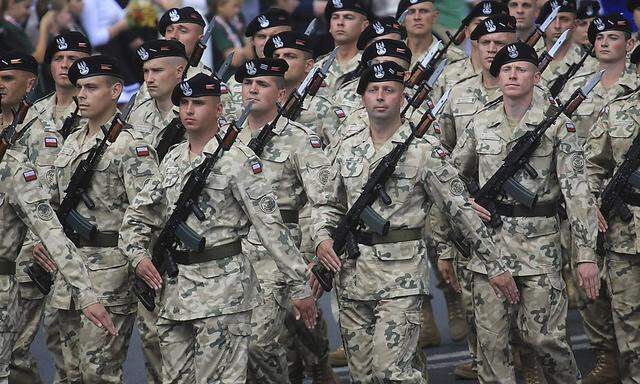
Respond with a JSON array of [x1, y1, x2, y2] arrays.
[[1, 0, 36, 53], [32, 0, 75, 63], [212, 0, 250, 70]]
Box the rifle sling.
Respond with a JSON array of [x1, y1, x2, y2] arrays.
[[356, 229, 422, 246], [68, 231, 119, 248], [495, 201, 557, 218], [0, 260, 16, 275], [280, 209, 299, 224], [173, 241, 242, 265]]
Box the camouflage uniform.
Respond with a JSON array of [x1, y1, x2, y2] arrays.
[[584, 89, 640, 383], [314, 121, 504, 383], [313, 52, 362, 95], [451, 89, 598, 384], [48, 115, 159, 384], [432, 56, 481, 103], [0, 149, 99, 384], [129, 98, 180, 148], [119, 134, 312, 384]]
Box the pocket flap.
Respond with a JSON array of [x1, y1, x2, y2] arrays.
[[228, 322, 252, 336], [340, 158, 364, 178], [86, 250, 128, 271], [477, 137, 503, 155], [609, 122, 635, 138], [393, 165, 418, 179]]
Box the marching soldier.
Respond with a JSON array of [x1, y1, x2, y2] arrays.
[[119, 73, 316, 383], [452, 41, 599, 384], [0, 52, 37, 131], [507, 0, 544, 52], [573, 1, 600, 50], [313, 61, 512, 383], [9, 31, 91, 384], [536, 0, 578, 88]]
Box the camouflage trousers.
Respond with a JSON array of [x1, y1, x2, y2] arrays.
[[338, 295, 425, 383], [246, 283, 288, 384], [9, 282, 44, 384], [157, 310, 252, 384], [605, 251, 640, 384], [455, 257, 476, 364], [137, 301, 162, 384], [57, 303, 136, 384], [0, 276, 18, 384], [42, 305, 65, 384], [473, 272, 580, 384]]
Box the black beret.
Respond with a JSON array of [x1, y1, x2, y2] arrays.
[[158, 7, 205, 36], [588, 14, 632, 45], [357, 17, 404, 50], [137, 39, 187, 63], [171, 73, 221, 105], [45, 31, 92, 63], [245, 8, 291, 37], [0, 51, 38, 75], [361, 39, 412, 66], [325, 0, 371, 22], [489, 41, 539, 77], [471, 14, 516, 40], [577, 1, 600, 19], [536, 0, 576, 25], [234, 58, 289, 83], [396, 0, 433, 20], [357, 61, 406, 95], [462, 1, 508, 26], [68, 55, 124, 85], [631, 44, 640, 65], [628, 0, 640, 12], [263, 31, 313, 58]]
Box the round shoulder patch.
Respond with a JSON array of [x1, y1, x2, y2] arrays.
[[259, 194, 277, 214], [36, 202, 55, 221]]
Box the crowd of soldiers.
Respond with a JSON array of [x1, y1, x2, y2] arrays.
[[1, 0, 640, 383]]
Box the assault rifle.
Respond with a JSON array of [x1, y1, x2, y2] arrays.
[[0, 91, 35, 163], [59, 97, 80, 139], [401, 59, 447, 118], [524, 3, 560, 47], [133, 102, 252, 311], [537, 29, 570, 75], [187, 16, 216, 71], [312, 89, 452, 292], [549, 45, 594, 98], [471, 70, 603, 228]]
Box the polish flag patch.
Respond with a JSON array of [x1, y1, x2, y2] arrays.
[[434, 147, 448, 159], [334, 108, 346, 119], [220, 84, 229, 94], [23, 170, 37, 182], [433, 124, 441, 134], [44, 137, 58, 148], [136, 146, 150, 157], [566, 123, 576, 133], [310, 137, 322, 148], [251, 161, 262, 174]]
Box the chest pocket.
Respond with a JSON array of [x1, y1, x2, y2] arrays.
[[36, 136, 63, 167], [610, 122, 636, 164], [476, 135, 503, 156], [387, 165, 419, 204], [94, 156, 122, 199], [574, 102, 595, 117], [201, 174, 231, 219]]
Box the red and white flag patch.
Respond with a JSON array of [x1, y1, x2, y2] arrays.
[[566, 123, 576, 133], [251, 161, 262, 174], [434, 147, 448, 159], [23, 170, 37, 182], [310, 137, 322, 148], [334, 108, 346, 119], [136, 146, 150, 157], [221, 84, 229, 94], [44, 137, 58, 148]]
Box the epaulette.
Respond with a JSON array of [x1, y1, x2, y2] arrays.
[[480, 96, 503, 112], [452, 73, 479, 88], [236, 141, 259, 160], [341, 123, 366, 141], [339, 67, 363, 87], [32, 91, 54, 106]]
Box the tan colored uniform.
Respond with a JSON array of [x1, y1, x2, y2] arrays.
[[313, 52, 362, 95]]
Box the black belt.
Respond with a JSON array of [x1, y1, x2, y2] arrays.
[[280, 209, 299, 224], [174, 241, 242, 265], [0, 260, 16, 275], [356, 229, 422, 246], [623, 192, 640, 207], [68, 231, 119, 248], [495, 202, 557, 218]]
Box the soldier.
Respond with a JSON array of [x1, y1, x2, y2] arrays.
[[451, 41, 600, 384], [30, 55, 160, 383], [119, 73, 316, 383], [313, 61, 514, 383], [9, 32, 91, 384], [573, 1, 600, 48], [585, 86, 640, 384], [0, 52, 37, 131], [506, 0, 545, 52], [536, 0, 578, 88]]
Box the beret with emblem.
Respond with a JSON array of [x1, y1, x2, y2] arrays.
[[245, 8, 291, 37], [357, 16, 405, 50], [536, 0, 576, 25], [357, 61, 406, 95], [263, 31, 313, 58], [68, 55, 124, 85], [588, 14, 631, 45], [234, 58, 289, 83], [396, 0, 434, 20], [470, 14, 517, 40], [325, 0, 372, 22], [158, 7, 205, 36], [171, 73, 221, 105], [0, 51, 38, 75], [45, 31, 92, 63], [137, 39, 187, 63], [489, 41, 539, 77], [462, 1, 508, 26], [361, 39, 412, 66], [577, 1, 600, 19], [628, 0, 640, 12]]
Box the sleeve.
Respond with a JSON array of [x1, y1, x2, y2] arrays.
[[120, 137, 160, 203], [450, 119, 479, 181], [312, 149, 348, 251], [426, 204, 459, 261], [434, 97, 457, 151], [584, 106, 614, 196]]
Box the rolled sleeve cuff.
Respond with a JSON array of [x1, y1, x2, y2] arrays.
[[75, 288, 99, 309], [486, 260, 508, 279], [314, 229, 333, 252], [576, 247, 597, 264], [290, 282, 312, 300]]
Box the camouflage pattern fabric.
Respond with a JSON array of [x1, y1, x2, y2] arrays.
[[128, 98, 181, 149], [312, 52, 361, 95], [9, 291, 44, 384]]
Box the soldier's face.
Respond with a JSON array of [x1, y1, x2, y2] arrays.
[[595, 31, 633, 64], [362, 81, 404, 121], [51, 51, 89, 89], [143, 58, 186, 99], [574, 18, 593, 46], [164, 23, 204, 57], [0, 70, 35, 110], [241, 76, 286, 115], [253, 26, 292, 58], [497, 61, 540, 99], [404, 3, 438, 37], [6, 0, 32, 24], [179, 96, 223, 133], [546, 12, 575, 43], [329, 11, 369, 45], [478, 33, 515, 71], [76, 77, 122, 119], [507, 0, 536, 32], [273, 48, 314, 85]]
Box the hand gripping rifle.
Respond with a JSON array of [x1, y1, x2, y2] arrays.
[[549, 45, 594, 98], [471, 70, 603, 228], [312, 89, 452, 292], [25, 97, 136, 295], [0, 91, 35, 163], [59, 97, 80, 140], [524, 3, 560, 47], [133, 102, 252, 311]]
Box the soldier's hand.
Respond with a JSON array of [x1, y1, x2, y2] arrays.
[[437, 259, 461, 293], [596, 207, 608, 233], [577, 262, 599, 300], [136, 258, 162, 291], [489, 271, 519, 304], [308, 263, 324, 299], [317, 239, 341, 273], [469, 198, 491, 222], [82, 303, 118, 336], [33, 243, 57, 273], [292, 296, 317, 329]]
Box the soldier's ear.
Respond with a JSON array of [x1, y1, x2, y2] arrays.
[[26, 76, 37, 93], [304, 59, 314, 73]]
